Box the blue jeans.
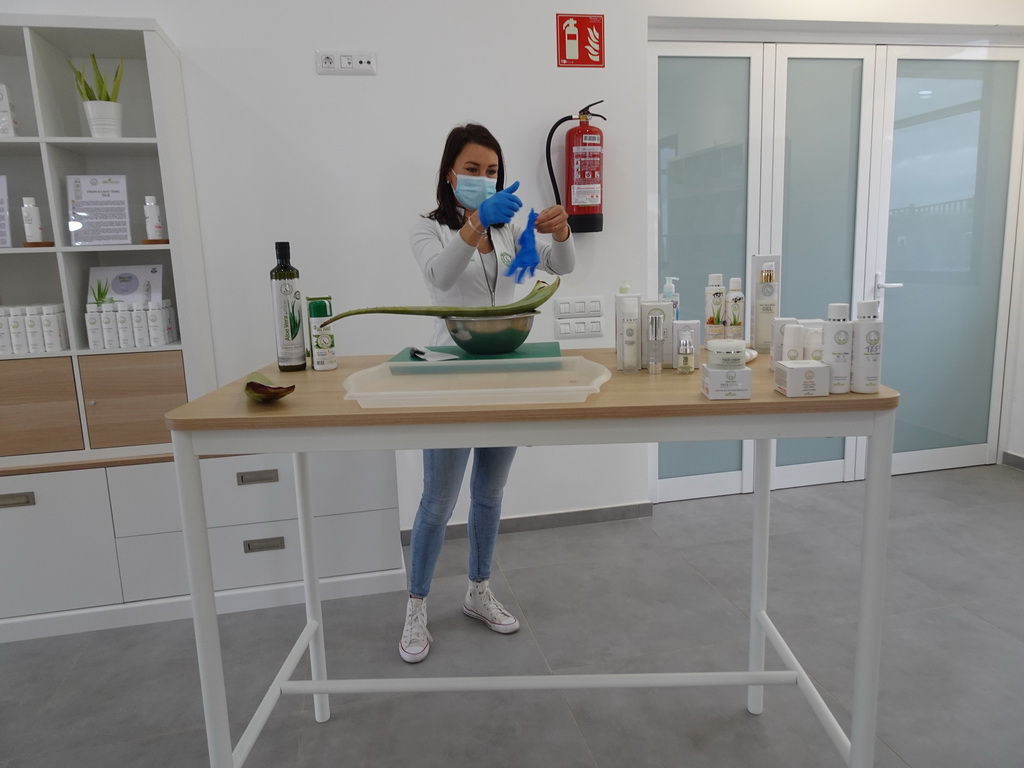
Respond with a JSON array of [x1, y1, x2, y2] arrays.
[[407, 446, 517, 598]]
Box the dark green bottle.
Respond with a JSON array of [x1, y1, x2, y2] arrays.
[[270, 241, 306, 371]]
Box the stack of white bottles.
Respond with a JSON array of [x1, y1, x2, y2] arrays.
[[85, 300, 179, 351], [782, 301, 883, 395], [0, 304, 69, 355]]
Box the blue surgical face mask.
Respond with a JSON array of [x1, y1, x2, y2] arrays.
[[451, 174, 497, 210]]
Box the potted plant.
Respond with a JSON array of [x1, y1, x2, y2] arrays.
[[67, 54, 125, 137]]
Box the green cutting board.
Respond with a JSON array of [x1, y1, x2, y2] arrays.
[[388, 341, 562, 374]]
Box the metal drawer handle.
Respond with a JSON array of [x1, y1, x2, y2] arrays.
[[236, 469, 279, 486], [243, 536, 285, 553], [0, 492, 36, 509]]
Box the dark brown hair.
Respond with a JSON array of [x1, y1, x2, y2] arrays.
[[427, 123, 507, 230]]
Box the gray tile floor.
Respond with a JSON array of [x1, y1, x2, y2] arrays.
[[2, 465, 1023, 767]]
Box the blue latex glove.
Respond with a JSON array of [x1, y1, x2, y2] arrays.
[[506, 208, 539, 283], [477, 180, 522, 228]]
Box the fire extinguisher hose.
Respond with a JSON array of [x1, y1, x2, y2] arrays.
[[545, 115, 574, 207]]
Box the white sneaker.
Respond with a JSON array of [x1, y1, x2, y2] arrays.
[[463, 580, 520, 634], [399, 596, 432, 663]]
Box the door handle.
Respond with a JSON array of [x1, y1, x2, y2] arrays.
[[874, 272, 904, 301]]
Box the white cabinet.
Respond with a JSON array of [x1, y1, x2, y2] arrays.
[[0, 469, 122, 618], [0, 15, 215, 465]]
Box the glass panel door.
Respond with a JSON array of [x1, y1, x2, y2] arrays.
[[871, 49, 1022, 473], [651, 43, 762, 500], [769, 46, 877, 486]]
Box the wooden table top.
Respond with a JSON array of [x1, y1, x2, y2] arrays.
[[165, 348, 899, 433]]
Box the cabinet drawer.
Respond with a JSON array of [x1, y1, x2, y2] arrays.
[[115, 508, 402, 600], [200, 451, 399, 529], [0, 469, 122, 618], [0, 358, 84, 457], [79, 351, 187, 449]]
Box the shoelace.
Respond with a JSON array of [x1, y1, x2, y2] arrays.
[[403, 601, 432, 648], [475, 585, 514, 622]]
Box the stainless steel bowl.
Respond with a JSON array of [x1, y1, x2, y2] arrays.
[[443, 311, 537, 355]]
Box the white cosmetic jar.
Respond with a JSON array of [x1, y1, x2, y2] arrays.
[[706, 338, 747, 369]]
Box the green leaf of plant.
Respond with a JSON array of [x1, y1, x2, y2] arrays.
[[90, 54, 109, 101], [110, 58, 125, 103]]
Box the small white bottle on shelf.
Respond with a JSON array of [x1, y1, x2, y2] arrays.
[[85, 304, 104, 350], [41, 304, 65, 353], [147, 301, 168, 346], [0, 307, 12, 355], [115, 301, 135, 349], [724, 277, 745, 340], [23, 305, 44, 354], [100, 304, 119, 349], [131, 302, 151, 347], [823, 303, 852, 394], [8, 305, 28, 354], [143, 196, 167, 241], [21, 198, 43, 244], [162, 299, 179, 342]]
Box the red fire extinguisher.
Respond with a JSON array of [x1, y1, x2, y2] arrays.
[[546, 100, 607, 233]]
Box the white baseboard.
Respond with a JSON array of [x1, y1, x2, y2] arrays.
[[0, 568, 407, 644]]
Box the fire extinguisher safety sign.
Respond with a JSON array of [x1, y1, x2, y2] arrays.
[[557, 15, 604, 68]]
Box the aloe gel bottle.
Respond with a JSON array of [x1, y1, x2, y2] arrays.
[[270, 241, 307, 371]]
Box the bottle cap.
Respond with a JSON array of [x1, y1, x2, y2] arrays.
[[647, 312, 665, 342], [708, 273, 723, 287], [827, 303, 850, 321], [22, 197, 35, 206], [678, 327, 694, 354], [275, 241, 290, 260], [101, 303, 115, 312], [707, 338, 745, 352], [25, 305, 41, 315], [857, 300, 879, 319], [308, 298, 332, 318], [729, 277, 742, 291], [662, 276, 678, 295], [145, 196, 157, 205], [618, 280, 631, 294], [133, 302, 146, 311], [147, 301, 161, 310]]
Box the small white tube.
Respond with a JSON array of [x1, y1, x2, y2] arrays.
[[131, 302, 151, 347], [144, 196, 165, 240], [100, 303, 119, 349], [8, 306, 28, 354], [115, 301, 135, 349], [85, 305, 104, 350], [21, 197, 43, 243], [23, 305, 44, 354]]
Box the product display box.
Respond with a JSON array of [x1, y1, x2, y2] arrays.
[[87, 265, 164, 306], [775, 359, 830, 397], [701, 364, 752, 400]]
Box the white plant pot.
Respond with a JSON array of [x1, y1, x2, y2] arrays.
[[83, 100, 122, 138]]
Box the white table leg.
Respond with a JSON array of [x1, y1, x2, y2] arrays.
[[747, 437, 773, 715], [848, 410, 896, 768], [293, 452, 330, 722], [172, 431, 233, 768]]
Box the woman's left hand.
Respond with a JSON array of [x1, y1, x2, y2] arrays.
[[534, 205, 571, 241]]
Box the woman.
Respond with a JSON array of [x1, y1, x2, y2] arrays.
[[402, 123, 575, 663]]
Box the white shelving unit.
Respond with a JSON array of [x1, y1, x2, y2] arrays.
[[0, 15, 215, 467], [0, 15, 406, 641]]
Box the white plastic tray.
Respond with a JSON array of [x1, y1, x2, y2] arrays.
[[343, 356, 611, 408]]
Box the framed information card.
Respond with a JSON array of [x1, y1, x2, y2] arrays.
[[67, 174, 131, 246]]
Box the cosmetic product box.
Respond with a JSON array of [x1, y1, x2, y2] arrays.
[[701, 364, 752, 400], [774, 359, 830, 397]]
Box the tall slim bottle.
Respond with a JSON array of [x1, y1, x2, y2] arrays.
[[270, 241, 307, 371], [851, 300, 883, 393]]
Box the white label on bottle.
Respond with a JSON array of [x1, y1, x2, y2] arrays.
[[271, 278, 305, 366]]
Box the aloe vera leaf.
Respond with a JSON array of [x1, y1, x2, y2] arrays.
[[90, 54, 111, 101], [110, 58, 124, 102], [318, 277, 560, 328]]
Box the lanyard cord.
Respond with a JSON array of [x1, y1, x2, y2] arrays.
[[478, 231, 496, 306]]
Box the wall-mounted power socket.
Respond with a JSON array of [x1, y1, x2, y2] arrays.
[[315, 50, 377, 76], [555, 317, 604, 339]]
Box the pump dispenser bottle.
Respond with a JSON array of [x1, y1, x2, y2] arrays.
[[704, 273, 725, 343], [754, 261, 777, 354], [676, 327, 695, 374], [851, 300, 883, 393], [660, 276, 680, 320], [271, 241, 307, 371], [725, 277, 745, 340], [647, 310, 665, 374]]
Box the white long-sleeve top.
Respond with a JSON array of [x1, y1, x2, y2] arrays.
[[410, 216, 576, 346]]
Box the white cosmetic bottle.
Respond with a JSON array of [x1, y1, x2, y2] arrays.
[[851, 300, 883, 393], [725, 277, 745, 340], [147, 301, 168, 347], [803, 325, 823, 362], [85, 304, 104, 350], [753, 261, 777, 354], [100, 304, 119, 349], [8, 306, 27, 354], [131, 302, 151, 347], [21, 197, 43, 244], [23, 305, 44, 354], [660, 276, 680, 321], [0, 307, 11, 355], [823, 303, 852, 393], [143, 196, 167, 241], [621, 295, 640, 374], [704, 273, 725, 343], [115, 301, 135, 349], [782, 323, 805, 363]]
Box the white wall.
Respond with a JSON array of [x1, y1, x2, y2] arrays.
[[9, 0, 1024, 527]]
